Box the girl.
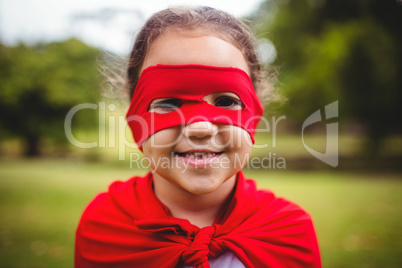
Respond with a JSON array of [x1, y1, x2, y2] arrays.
[[75, 6, 321, 268]]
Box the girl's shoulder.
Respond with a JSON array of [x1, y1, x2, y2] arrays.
[[78, 172, 168, 226], [78, 173, 150, 222], [241, 175, 314, 224]]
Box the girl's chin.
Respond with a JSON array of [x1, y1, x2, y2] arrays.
[[179, 174, 236, 196], [182, 185, 220, 196]]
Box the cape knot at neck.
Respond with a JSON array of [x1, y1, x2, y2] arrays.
[[182, 226, 215, 267]]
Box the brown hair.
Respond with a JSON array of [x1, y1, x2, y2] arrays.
[[126, 6, 275, 103]]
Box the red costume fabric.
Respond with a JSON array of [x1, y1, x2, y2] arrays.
[[75, 172, 321, 267], [126, 65, 264, 146]]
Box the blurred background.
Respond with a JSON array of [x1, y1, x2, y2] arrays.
[[0, 0, 401, 267]]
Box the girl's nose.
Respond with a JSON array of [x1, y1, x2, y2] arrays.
[[183, 121, 218, 139]]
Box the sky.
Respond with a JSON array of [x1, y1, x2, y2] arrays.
[[0, 0, 265, 55]]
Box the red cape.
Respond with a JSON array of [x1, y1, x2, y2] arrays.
[[75, 172, 321, 267]]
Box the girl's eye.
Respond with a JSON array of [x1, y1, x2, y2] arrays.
[[149, 98, 182, 114], [214, 96, 243, 110]]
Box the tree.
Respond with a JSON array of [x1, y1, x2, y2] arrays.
[[0, 39, 101, 156], [254, 0, 402, 154]]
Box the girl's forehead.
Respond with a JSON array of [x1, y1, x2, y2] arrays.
[[141, 30, 249, 75]]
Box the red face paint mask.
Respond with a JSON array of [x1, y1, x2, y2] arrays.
[[126, 64, 264, 147]]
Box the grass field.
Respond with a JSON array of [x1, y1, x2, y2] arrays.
[[0, 158, 401, 267]]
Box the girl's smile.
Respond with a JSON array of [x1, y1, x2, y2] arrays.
[[174, 149, 223, 168]]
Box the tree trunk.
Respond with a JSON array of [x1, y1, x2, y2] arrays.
[[25, 136, 40, 157]]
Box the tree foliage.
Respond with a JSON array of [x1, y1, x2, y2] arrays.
[[0, 39, 101, 156], [254, 0, 402, 153]]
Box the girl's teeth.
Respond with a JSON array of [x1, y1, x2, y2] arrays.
[[182, 152, 216, 158]]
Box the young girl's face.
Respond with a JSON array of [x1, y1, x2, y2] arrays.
[[141, 30, 253, 195]]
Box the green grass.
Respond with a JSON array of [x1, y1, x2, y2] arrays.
[[0, 158, 401, 267]]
